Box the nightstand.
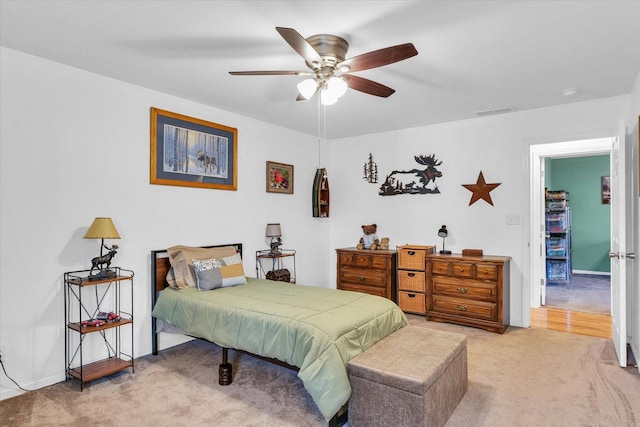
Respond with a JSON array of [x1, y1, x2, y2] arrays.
[[256, 249, 296, 283], [64, 267, 134, 389]]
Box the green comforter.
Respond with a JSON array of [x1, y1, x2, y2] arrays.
[[151, 278, 407, 420]]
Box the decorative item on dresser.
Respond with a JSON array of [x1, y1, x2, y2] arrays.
[[396, 245, 435, 314], [437, 225, 451, 255], [426, 252, 510, 334], [336, 247, 397, 302]]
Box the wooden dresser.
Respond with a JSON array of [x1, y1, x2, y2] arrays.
[[336, 248, 397, 302], [426, 253, 511, 334]]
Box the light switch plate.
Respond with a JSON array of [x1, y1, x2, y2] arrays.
[[506, 214, 520, 225]]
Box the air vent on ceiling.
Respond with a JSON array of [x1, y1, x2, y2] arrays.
[[473, 106, 515, 117]]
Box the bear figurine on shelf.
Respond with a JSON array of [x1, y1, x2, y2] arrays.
[[357, 224, 380, 250]]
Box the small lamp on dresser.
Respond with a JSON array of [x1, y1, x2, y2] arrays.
[[438, 225, 451, 255]]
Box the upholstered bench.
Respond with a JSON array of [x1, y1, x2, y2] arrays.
[[347, 325, 468, 427]]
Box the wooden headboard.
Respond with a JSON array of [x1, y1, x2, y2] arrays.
[[150, 243, 243, 355]]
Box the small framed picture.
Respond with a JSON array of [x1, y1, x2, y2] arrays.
[[266, 161, 294, 194], [601, 176, 610, 204]]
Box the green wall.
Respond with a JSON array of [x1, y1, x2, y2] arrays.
[[546, 155, 610, 273]]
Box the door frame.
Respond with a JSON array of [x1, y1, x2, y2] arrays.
[[528, 138, 612, 318]]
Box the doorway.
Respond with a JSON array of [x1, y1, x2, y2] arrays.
[[543, 154, 611, 315], [528, 138, 613, 337]]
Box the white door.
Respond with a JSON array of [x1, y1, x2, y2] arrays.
[[609, 121, 629, 367], [540, 160, 547, 306]]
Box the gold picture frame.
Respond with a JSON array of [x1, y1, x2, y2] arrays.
[[266, 161, 294, 194], [150, 107, 238, 191]]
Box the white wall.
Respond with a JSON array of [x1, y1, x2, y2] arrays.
[[0, 47, 330, 399], [328, 95, 631, 329]]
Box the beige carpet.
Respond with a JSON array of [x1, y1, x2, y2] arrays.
[[2, 316, 639, 426]]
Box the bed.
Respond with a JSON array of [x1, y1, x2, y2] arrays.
[[150, 243, 408, 422]]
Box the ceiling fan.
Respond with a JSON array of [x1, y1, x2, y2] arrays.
[[229, 27, 418, 105]]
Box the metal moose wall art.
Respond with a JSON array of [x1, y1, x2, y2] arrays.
[[379, 154, 443, 196]]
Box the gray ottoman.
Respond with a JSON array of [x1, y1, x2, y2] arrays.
[[347, 325, 468, 427]]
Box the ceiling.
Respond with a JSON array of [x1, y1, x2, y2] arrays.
[[1, 1, 639, 139]]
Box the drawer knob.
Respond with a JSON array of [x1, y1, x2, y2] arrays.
[[358, 276, 365, 281], [456, 287, 468, 294], [459, 268, 465, 273], [456, 304, 468, 312]]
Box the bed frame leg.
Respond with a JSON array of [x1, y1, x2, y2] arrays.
[[328, 403, 349, 427], [219, 347, 233, 385]]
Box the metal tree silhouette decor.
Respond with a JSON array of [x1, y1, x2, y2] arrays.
[[379, 154, 443, 196], [363, 153, 378, 184]]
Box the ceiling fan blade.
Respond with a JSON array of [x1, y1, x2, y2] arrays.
[[229, 70, 311, 76], [343, 75, 395, 98], [338, 43, 418, 73], [276, 27, 323, 67]]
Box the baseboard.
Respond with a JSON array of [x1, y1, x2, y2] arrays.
[[0, 371, 64, 401], [572, 270, 611, 277]]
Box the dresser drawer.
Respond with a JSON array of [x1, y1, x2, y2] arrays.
[[398, 246, 429, 270], [431, 295, 497, 322], [476, 263, 498, 281], [398, 291, 426, 314], [451, 262, 473, 278], [432, 276, 497, 302], [339, 267, 387, 288], [430, 261, 450, 275], [397, 270, 425, 292], [339, 253, 389, 270], [340, 283, 388, 298]]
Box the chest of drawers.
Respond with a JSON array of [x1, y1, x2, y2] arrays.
[[426, 253, 510, 333], [336, 248, 397, 302], [396, 245, 435, 314]]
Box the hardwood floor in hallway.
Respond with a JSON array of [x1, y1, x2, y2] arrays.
[[530, 307, 612, 339]]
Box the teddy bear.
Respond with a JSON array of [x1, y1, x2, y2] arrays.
[[357, 224, 379, 250], [378, 237, 390, 250]]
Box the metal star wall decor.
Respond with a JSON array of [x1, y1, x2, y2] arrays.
[[462, 171, 501, 206]]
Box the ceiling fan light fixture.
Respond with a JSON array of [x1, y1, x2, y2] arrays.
[[297, 78, 318, 99], [320, 88, 338, 106], [327, 76, 348, 98], [230, 27, 418, 103]]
